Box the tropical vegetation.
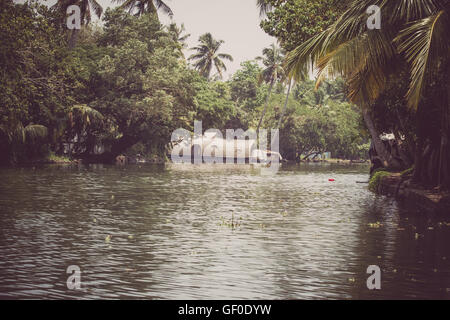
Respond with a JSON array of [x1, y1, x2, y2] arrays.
[[283, 0, 449, 188], [10, 0, 447, 182]]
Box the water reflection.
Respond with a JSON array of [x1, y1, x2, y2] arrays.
[[0, 164, 449, 299]]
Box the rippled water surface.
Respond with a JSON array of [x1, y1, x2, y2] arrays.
[[0, 163, 449, 299]]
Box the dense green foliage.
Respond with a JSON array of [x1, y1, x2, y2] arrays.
[[259, 80, 369, 161], [260, 0, 349, 51], [0, 0, 367, 165], [283, 0, 450, 188], [0, 1, 72, 163]]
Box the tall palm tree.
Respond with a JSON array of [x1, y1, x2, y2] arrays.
[[255, 44, 285, 133], [188, 33, 233, 79], [113, 0, 173, 18], [286, 0, 450, 186], [167, 23, 190, 45], [167, 23, 190, 57]]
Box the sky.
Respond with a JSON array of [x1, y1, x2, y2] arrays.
[[27, 0, 277, 79]]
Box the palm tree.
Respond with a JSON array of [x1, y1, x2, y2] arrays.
[[188, 33, 233, 79], [113, 0, 173, 18], [52, 0, 103, 48], [257, 0, 273, 17], [285, 0, 450, 186], [167, 23, 190, 57], [255, 44, 285, 133], [168, 23, 190, 45]]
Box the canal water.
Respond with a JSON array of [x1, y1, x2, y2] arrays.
[[0, 163, 449, 299]]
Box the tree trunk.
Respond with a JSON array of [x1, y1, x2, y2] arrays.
[[412, 137, 424, 183], [68, 29, 79, 49], [278, 80, 292, 130], [257, 80, 275, 134], [395, 109, 415, 160], [362, 107, 402, 169], [437, 62, 450, 188]]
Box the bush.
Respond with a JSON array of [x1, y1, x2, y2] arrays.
[[369, 170, 391, 192]]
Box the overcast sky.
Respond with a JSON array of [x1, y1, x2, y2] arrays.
[[29, 0, 277, 79]]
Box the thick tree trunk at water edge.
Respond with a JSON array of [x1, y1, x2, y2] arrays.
[[362, 108, 402, 170], [413, 63, 450, 189]]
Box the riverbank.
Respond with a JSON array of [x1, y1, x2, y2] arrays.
[[284, 158, 369, 165], [11, 154, 78, 166], [8, 155, 368, 167], [370, 172, 450, 214]]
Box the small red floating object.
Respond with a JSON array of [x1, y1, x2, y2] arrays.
[[329, 179, 335, 182]]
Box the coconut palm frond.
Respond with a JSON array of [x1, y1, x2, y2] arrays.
[[395, 10, 449, 110], [257, 0, 272, 18], [113, 0, 135, 12], [286, 0, 450, 109], [217, 53, 233, 62], [154, 0, 173, 17], [114, 0, 173, 18], [315, 30, 396, 105], [286, 0, 385, 82], [70, 105, 104, 127], [389, 0, 440, 23], [88, 0, 103, 19], [285, 30, 329, 82]]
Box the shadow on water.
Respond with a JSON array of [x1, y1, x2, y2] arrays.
[[0, 163, 449, 299]]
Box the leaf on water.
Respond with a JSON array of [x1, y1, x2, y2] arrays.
[[105, 235, 111, 243], [368, 222, 382, 229]]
